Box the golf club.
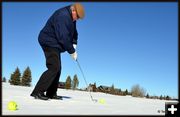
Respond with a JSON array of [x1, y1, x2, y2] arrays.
[[76, 59, 98, 102]]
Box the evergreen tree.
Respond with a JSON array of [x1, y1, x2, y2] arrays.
[[118, 88, 122, 95], [9, 74, 14, 84], [9, 67, 21, 85], [2, 77, 6, 82], [72, 74, 79, 90], [146, 93, 149, 98], [93, 82, 97, 92], [110, 84, 115, 94], [65, 75, 72, 89], [21, 67, 32, 86], [163, 95, 166, 100], [159, 95, 163, 100], [166, 95, 171, 100], [124, 89, 128, 95]]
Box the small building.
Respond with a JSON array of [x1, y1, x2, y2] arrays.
[[58, 82, 65, 89], [97, 85, 111, 93]]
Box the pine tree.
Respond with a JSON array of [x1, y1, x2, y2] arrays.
[[9, 67, 21, 85], [124, 89, 128, 95], [72, 74, 79, 90], [118, 88, 122, 95], [146, 93, 149, 98], [93, 82, 97, 92], [65, 75, 72, 89], [21, 67, 32, 87], [9, 75, 12, 83], [9, 73, 14, 84], [110, 84, 115, 94], [159, 95, 163, 100], [163, 95, 166, 100], [166, 95, 171, 100], [2, 77, 6, 82]]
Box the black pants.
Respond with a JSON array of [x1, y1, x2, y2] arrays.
[[31, 46, 61, 97]]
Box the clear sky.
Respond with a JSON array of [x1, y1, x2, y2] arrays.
[[2, 2, 178, 98]]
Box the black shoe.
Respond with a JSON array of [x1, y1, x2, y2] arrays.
[[30, 93, 49, 100], [48, 94, 63, 100]]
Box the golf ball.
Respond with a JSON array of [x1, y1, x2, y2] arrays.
[[99, 98, 106, 104], [8, 101, 18, 111]]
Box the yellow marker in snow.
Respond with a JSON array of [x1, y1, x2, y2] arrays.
[[8, 101, 18, 111], [99, 98, 106, 104]]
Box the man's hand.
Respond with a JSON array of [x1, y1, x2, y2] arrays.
[[71, 51, 77, 61], [73, 44, 77, 49]]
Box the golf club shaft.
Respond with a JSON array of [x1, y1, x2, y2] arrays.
[[76, 59, 96, 102]]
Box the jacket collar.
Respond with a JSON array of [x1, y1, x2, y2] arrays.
[[66, 5, 73, 21]]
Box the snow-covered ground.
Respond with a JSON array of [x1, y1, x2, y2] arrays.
[[2, 82, 177, 115]]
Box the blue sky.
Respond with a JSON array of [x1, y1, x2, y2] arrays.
[[2, 2, 178, 98]]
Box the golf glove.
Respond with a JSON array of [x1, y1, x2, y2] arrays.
[[71, 51, 77, 61], [73, 44, 77, 49]]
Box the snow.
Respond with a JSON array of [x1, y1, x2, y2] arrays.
[[2, 82, 177, 115]]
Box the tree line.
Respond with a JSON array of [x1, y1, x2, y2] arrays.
[[65, 74, 79, 90], [86, 83, 175, 100], [2, 66, 80, 90], [3, 67, 32, 86], [2, 67, 175, 100]]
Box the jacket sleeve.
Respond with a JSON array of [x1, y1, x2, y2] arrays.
[[54, 16, 75, 54], [72, 21, 78, 44]]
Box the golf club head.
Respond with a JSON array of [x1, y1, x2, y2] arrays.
[[92, 99, 98, 103]]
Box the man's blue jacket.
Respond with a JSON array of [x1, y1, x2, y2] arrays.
[[38, 5, 78, 54]]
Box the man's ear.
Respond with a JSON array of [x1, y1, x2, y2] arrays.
[[70, 6, 75, 12]]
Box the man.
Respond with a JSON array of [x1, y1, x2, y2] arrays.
[[30, 3, 85, 100]]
